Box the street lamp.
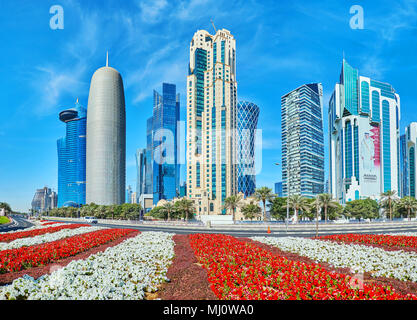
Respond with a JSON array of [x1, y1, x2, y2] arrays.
[[274, 162, 289, 234]]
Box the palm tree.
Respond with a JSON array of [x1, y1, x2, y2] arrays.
[[161, 202, 175, 221], [286, 194, 309, 223], [175, 198, 195, 221], [254, 187, 276, 222], [400, 197, 417, 221], [316, 193, 339, 223], [223, 194, 243, 224], [312, 197, 321, 237], [241, 203, 262, 221], [381, 190, 398, 221]]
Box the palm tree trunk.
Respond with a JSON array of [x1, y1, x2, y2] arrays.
[[233, 208, 236, 224], [408, 208, 411, 221], [315, 206, 319, 237], [294, 208, 298, 223], [390, 199, 392, 221], [263, 201, 266, 222], [324, 205, 328, 223]]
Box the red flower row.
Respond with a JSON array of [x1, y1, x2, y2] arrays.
[[39, 222, 61, 226], [0, 228, 136, 274], [317, 233, 417, 249], [0, 224, 91, 243], [189, 234, 417, 300]]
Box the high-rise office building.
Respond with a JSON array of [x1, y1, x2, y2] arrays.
[[281, 83, 324, 198], [186, 28, 238, 215], [31, 187, 57, 213], [274, 182, 283, 197], [237, 101, 259, 197], [400, 133, 408, 198], [145, 117, 153, 195], [86, 54, 126, 205], [329, 59, 400, 203], [135, 148, 146, 202], [126, 185, 132, 204], [405, 123, 417, 198], [151, 83, 180, 204], [57, 99, 87, 208]]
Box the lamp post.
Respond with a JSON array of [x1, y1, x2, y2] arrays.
[[274, 162, 289, 234]]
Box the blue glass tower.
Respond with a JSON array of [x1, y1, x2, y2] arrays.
[[57, 99, 87, 207], [149, 83, 180, 204], [237, 101, 259, 197], [281, 83, 325, 198]]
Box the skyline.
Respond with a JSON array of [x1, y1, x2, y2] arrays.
[[1, 0, 417, 212]]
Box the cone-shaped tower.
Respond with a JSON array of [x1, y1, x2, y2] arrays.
[[86, 54, 126, 205]]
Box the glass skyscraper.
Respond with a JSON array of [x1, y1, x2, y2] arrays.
[[57, 99, 87, 208], [329, 59, 400, 203], [237, 101, 259, 197], [400, 133, 408, 198], [149, 83, 180, 204], [405, 123, 417, 198], [281, 83, 324, 198]]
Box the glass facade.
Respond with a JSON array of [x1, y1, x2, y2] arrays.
[[57, 100, 86, 207], [150, 83, 180, 204], [237, 101, 259, 197], [329, 59, 400, 203], [281, 83, 325, 198]]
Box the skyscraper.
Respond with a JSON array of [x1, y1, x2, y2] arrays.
[[237, 101, 259, 197], [329, 59, 400, 203], [151, 83, 180, 204], [86, 54, 126, 205], [31, 187, 57, 213], [57, 99, 86, 208], [186, 28, 238, 215], [400, 133, 408, 198], [126, 185, 132, 204], [135, 148, 146, 202], [405, 123, 417, 198], [281, 83, 324, 198]]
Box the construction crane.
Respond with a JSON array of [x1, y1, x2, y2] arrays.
[[211, 19, 217, 33]]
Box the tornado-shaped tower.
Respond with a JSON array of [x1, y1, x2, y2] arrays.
[[86, 55, 126, 205]]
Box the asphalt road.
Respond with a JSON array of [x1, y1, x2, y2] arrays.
[[47, 218, 417, 238], [0, 215, 35, 233]]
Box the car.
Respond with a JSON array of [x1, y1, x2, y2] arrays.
[[84, 216, 98, 224]]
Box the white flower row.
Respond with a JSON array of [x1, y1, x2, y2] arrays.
[[0, 231, 175, 300], [0, 226, 104, 251], [0, 221, 68, 235], [251, 236, 417, 282], [382, 232, 417, 237]]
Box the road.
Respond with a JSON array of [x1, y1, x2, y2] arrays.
[[46, 218, 417, 238], [0, 215, 35, 233]]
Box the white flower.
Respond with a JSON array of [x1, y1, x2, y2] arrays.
[[251, 236, 417, 282], [0, 232, 175, 300]]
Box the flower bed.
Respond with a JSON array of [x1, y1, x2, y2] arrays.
[[190, 234, 416, 300], [252, 236, 417, 283], [0, 223, 90, 243], [317, 234, 417, 252], [0, 232, 174, 300], [0, 222, 67, 235], [0, 226, 103, 251], [0, 228, 136, 274]]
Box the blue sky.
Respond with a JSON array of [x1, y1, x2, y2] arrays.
[[1, 0, 417, 212]]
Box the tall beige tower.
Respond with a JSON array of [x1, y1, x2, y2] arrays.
[[186, 28, 238, 215], [86, 54, 126, 205]]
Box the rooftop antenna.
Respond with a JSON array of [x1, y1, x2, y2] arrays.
[[211, 19, 217, 33], [106, 51, 109, 67]]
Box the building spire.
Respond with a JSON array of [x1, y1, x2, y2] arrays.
[[106, 51, 109, 67], [76, 97, 79, 104]]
